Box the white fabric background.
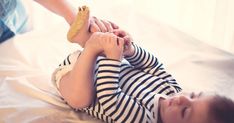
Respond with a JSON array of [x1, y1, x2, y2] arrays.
[[24, 0, 234, 53], [131, 0, 234, 54]]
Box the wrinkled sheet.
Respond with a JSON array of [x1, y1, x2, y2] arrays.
[[0, 4, 234, 123]]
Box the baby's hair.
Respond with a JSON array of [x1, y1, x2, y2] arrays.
[[209, 95, 234, 123]]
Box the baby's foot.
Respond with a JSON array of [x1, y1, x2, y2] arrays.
[[67, 6, 91, 46]]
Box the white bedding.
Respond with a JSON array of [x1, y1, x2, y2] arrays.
[[0, 2, 234, 123]]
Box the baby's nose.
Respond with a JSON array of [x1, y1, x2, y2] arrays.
[[177, 95, 191, 106]]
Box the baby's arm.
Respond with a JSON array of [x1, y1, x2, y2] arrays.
[[125, 44, 182, 92], [114, 29, 181, 91], [114, 29, 171, 79], [95, 35, 150, 122], [96, 58, 150, 122], [125, 44, 166, 77]]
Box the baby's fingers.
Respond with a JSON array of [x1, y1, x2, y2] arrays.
[[113, 29, 126, 38], [117, 37, 125, 49], [101, 20, 113, 32], [123, 36, 131, 44], [108, 21, 119, 29]]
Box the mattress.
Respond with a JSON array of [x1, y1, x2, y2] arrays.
[[0, 1, 234, 123]]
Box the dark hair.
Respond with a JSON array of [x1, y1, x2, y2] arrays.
[[209, 95, 234, 123]]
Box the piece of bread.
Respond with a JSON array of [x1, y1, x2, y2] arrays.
[[67, 6, 90, 42]]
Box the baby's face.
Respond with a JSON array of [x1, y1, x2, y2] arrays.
[[159, 92, 213, 123]]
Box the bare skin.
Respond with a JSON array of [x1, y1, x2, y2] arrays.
[[59, 32, 127, 108], [158, 92, 212, 123], [35, 0, 77, 25], [67, 6, 119, 46], [58, 7, 130, 108]]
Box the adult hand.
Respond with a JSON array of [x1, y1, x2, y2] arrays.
[[89, 16, 119, 33], [69, 15, 119, 47]]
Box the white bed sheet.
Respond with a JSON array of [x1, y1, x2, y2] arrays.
[[1, 3, 234, 123]]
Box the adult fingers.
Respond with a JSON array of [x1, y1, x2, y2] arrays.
[[90, 22, 100, 33], [101, 20, 113, 32], [93, 17, 107, 32], [108, 21, 119, 29]]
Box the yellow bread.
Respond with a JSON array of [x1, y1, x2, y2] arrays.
[[67, 6, 90, 42]]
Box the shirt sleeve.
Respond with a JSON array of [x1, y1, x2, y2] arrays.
[[125, 43, 182, 92], [51, 50, 81, 95], [96, 58, 154, 122]]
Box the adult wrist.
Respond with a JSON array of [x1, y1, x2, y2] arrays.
[[65, 8, 76, 25], [65, 14, 76, 25]]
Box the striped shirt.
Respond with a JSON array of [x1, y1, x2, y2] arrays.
[[52, 44, 182, 123]]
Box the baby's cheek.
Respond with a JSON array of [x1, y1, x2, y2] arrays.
[[164, 108, 180, 123]]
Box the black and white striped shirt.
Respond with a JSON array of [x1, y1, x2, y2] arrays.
[[52, 44, 182, 123]]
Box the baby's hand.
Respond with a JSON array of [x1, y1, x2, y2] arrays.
[[100, 33, 124, 61], [84, 32, 124, 60], [113, 29, 135, 57], [84, 32, 104, 55]]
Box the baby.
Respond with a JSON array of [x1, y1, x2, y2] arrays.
[[52, 7, 234, 123]]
